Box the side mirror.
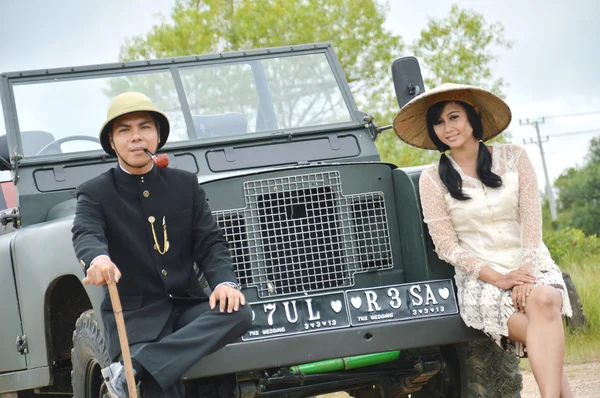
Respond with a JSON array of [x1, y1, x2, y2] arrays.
[[391, 56, 425, 109]]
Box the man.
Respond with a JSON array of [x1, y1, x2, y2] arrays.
[[72, 92, 252, 397]]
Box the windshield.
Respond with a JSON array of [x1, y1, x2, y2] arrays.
[[0, 106, 10, 182], [9, 52, 353, 158]]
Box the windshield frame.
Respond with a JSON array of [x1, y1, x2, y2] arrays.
[[0, 43, 362, 164]]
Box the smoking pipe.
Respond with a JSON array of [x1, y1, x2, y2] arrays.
[[144, 149, 169, 168]]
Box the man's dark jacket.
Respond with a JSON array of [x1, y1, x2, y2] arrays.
[[71, 165, 237, 360]]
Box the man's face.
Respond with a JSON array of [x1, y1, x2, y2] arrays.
[[109, 111, 159, 173]]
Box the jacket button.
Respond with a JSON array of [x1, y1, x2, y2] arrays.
[[143, 190, 150, 198], [161, 269, 168, 276]]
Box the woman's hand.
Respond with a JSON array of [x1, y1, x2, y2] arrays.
[[494, 267, 537, 290], [512, 283, 535, 313]]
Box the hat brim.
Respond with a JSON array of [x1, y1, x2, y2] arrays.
[[392, 84, 512, 150], [99, 110, 170, 157]]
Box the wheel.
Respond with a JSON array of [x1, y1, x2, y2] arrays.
[[412, 339, 522, 398], [71, 310, 111, 398]]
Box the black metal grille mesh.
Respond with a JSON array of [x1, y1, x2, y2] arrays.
[[213, 171, 393, 297]]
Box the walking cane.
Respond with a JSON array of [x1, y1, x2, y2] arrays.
[[107, 278, 139, 398], [83, 272, 138, 398]]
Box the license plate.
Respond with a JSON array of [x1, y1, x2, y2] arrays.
[[345, 279, 458, 326], [242, 291, 350, 341], [241, 279, 458, 341]]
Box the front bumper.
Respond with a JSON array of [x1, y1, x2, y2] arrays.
[[183, 313, 482, 379]]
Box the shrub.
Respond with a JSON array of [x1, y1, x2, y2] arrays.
[[543, 226, 600, 264]]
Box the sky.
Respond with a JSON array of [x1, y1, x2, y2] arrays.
[[1, 0, 599, 191]]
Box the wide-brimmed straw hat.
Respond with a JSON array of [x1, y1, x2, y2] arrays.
[[99, 92, 170, 157], [392, 83, 511, 150]]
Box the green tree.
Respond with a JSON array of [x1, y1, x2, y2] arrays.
[[410, 4, 513, 96], [118, 0, 403, 119], [554, 137, 600, 235], [116, 1, 512, 167]]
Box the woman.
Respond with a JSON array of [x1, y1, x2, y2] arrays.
[[393, 83, 573, 397]]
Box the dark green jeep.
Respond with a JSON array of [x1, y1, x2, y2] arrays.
[[0, 43, 521, 397]]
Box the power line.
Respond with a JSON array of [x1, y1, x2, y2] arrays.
[[547, 128, 600, 138], [542, 110, 600, 120], [519, 117, 558, 221], [518, 117, 599, 222]]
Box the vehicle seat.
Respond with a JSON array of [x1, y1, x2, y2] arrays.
[[20, 131, 56, 156], [0, 130, 55, 158], [192, 113, 247, 139]]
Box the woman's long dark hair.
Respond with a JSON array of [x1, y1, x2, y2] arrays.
[[426, 100, 502, 200]]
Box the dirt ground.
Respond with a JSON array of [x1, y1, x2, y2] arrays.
[[520, 362, 600, 398], [319, 361, 600, 398]]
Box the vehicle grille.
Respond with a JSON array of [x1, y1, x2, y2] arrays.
[[213, 171, 393, 297]]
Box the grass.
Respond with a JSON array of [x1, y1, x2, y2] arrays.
[[561, 252, 600, 364], [519, 252, 600, 372]]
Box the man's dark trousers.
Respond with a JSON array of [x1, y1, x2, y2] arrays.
[[123, 300, 252, 397]]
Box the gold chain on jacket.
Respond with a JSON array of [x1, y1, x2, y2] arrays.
[[148, 216, 170, 254]]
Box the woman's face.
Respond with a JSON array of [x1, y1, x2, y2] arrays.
[[432, 102, 475, 150]]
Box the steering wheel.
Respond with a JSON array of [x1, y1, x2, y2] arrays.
[[35, 135, 101, 156]]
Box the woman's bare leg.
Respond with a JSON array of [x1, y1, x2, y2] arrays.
[[507, 285, 568, 398], [507, 312, 573, 397], [561, 368, 573, 398]]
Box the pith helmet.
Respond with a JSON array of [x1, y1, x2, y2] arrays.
[[99, 92, 170, 157], [392, 83, 511, 150]]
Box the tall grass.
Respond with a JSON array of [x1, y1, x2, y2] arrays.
[[560, 252, 600, 363]]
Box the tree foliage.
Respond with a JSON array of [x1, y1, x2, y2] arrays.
[[118, 0, 402, 118], [410, 4, 513, 96], [116, 1, 512, 167], [553, 137, 600, 236]]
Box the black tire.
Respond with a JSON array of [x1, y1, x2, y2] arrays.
[[562, 271, 587, 331], [71, 310, 111, 398], [413, 339, 522, 398]]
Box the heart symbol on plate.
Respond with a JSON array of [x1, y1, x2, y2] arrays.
[[331, 300, 343, 313], [350, 296, 362, 309], [418, 309, 423, 315], [438, 287, 450, 300]]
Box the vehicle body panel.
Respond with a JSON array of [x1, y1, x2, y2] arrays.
[[0, 232, 26, 373], [11, 217, 103, 369]]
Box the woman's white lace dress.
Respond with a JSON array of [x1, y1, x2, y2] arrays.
[[419, 143, 572, 355]]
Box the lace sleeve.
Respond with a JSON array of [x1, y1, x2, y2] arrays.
[[419, 168, 486, 279], [515, 145, 542, 272]]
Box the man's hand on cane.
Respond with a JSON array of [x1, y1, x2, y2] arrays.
[[82, 257, 138, 397], [82, 256, 122, 286]]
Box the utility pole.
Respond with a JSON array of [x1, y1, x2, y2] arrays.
[[519, 117, 558, 220]]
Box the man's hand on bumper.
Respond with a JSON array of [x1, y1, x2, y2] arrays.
[[210, 284, 246, 313]]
